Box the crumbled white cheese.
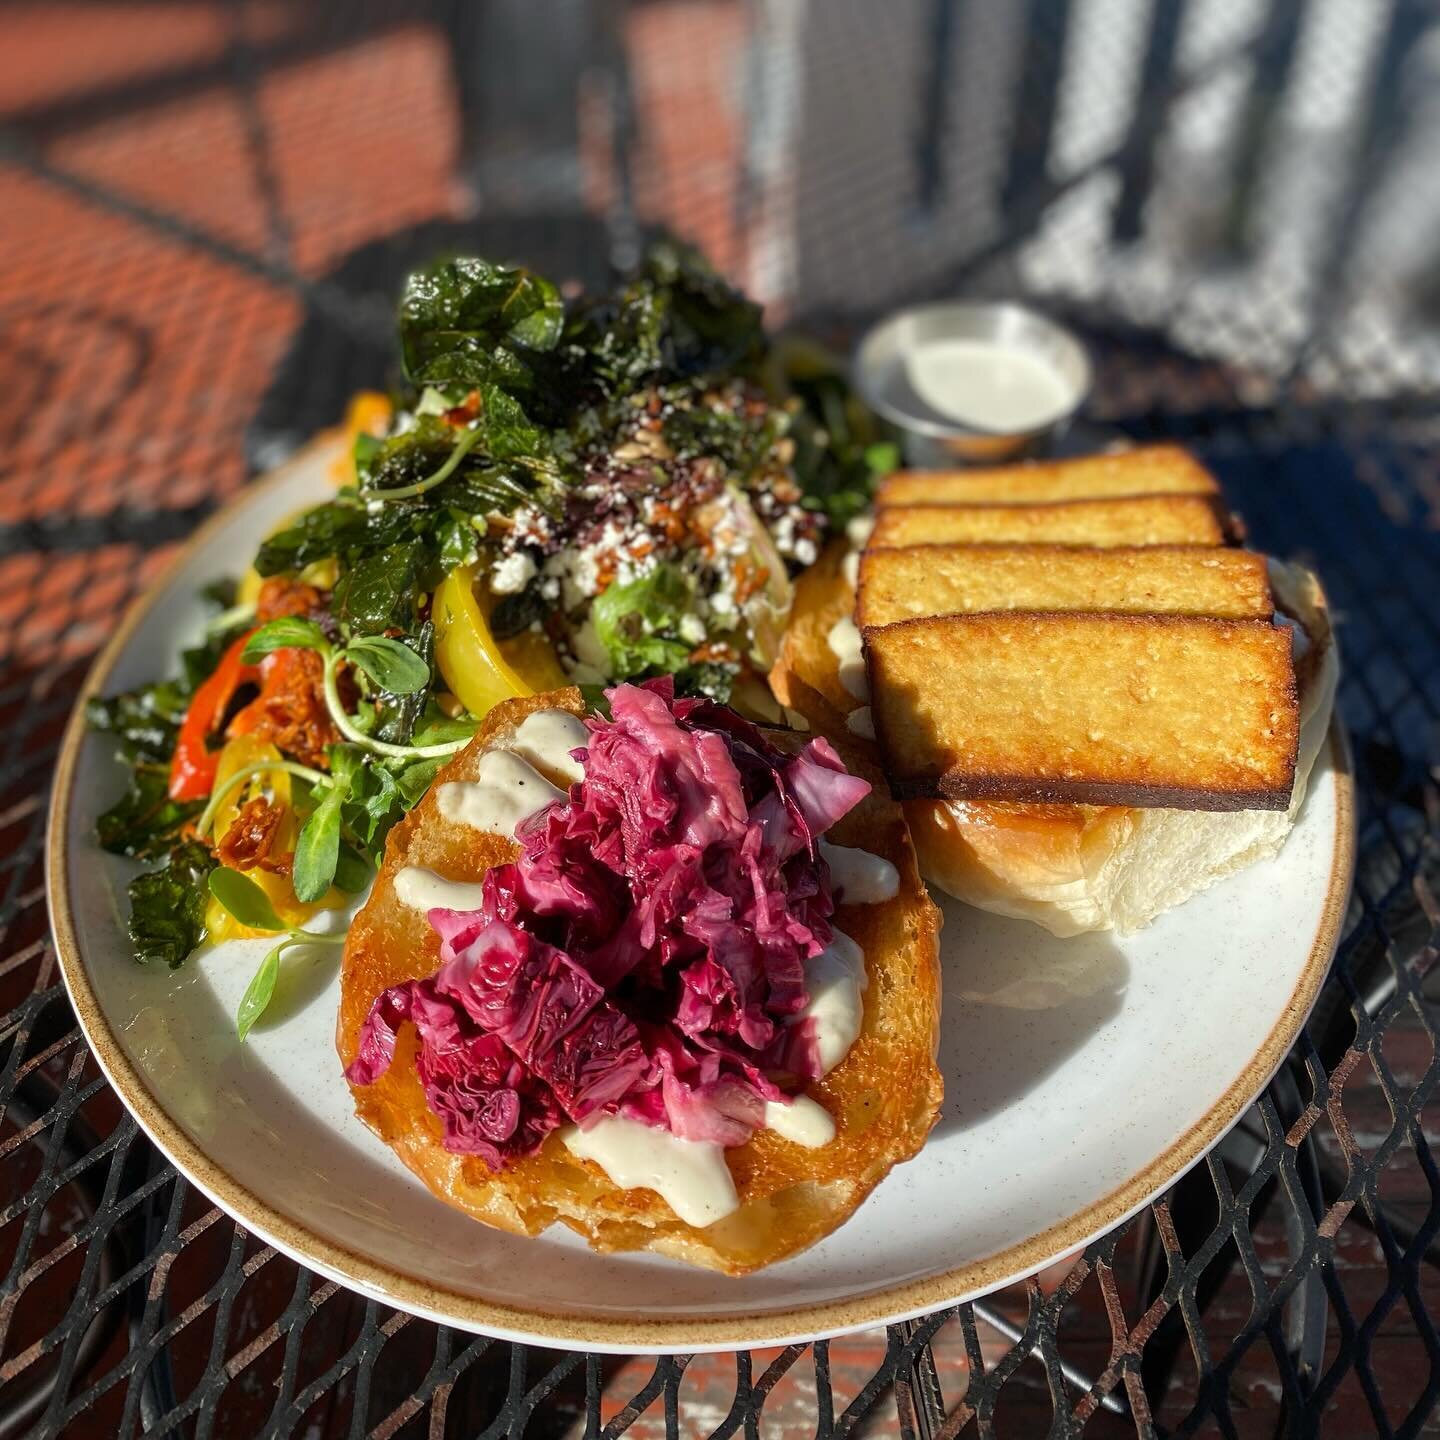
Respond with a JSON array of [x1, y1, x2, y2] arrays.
[[572, 618, 610, 672], [679, 613, 706, 645], [491, 551, 537, 594]]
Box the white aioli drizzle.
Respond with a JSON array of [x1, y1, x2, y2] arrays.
[[842, 550, 861, 588], [437, 750, 563, 836], [395, 710, 585, 914], [563, 1117, 739, 1227], [393, 868, 488, 914], [802, 928, 869, 1075], [826, 617, 869, 701], [509, 709, 589, 785], [763, 1095, 836, 1148], [819, 839, 899, 904], [846, 514, 876, 548]]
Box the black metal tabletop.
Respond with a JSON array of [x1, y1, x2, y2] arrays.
[[2, 2, 1439, 1435]]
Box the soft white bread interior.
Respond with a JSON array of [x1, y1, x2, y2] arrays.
[[905, 560, 1338, 935]]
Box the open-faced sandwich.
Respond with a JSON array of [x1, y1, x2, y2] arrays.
[[338, 683, 941, 1273], [772, 445, 1338, 935]]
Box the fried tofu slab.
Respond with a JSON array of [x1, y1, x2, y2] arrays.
[[876, 444, 1218, 506], [864, 612, 1299, 810], [857, 544, 1273, 627], [871, 494, 1229, 549]]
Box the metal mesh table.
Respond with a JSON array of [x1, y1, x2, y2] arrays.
[[3, 2, 1439, 1434]]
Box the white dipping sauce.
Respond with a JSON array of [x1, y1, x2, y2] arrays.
[[842, 550, 861, 589], [509, 709, 589, 785], [394, 867, 488, 914], [826, 617, 869, 701], [763, 1094, 836, 1148], [438, 750, 563, 837], [904, 339, 1072, 432], [802, 928, 868, 1075], [819, 840, 898, 905], [563, 1116, 739, 1227]]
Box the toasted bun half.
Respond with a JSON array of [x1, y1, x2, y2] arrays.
[[337, 688, 943, 1274], [907, 561, 1336, 933], [769, 540, 858, 723]]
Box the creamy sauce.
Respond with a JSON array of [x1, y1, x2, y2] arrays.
[[845, 705, 876, 740], [802, 928, 868, 1074], [826, 616, 869, 701], [437, 750, 563, 836], [819, 840, 899, 904], [763, 1094, 836, 1148], [563, 1116, 739, 1227], [846, 514, 875, 548], [393, 867, 488, 914], [904, 339, 1073, 432], [842, 550, 860, 589], [509, 709, 589, 785]]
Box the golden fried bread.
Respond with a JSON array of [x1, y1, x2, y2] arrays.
[[870, 495, 1229, 549], [768, 540, 862, 723], [856, 544, 1272, 627], [338, 689, 942, 1274], [905, 561, 1337, 933], [878, 445, 1218, 506], [864, 612, 1299, 809]]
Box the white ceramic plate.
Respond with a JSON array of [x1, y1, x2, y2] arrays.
[[48, 439, 1354, 1354]]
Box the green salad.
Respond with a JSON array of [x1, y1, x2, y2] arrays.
[[87, 241, 892, 1035]]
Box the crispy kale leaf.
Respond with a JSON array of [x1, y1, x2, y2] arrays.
[[127, 840, 215, 968], [568, 241, 764, 397], [85, 685, 188, 763], [97, 765, 202, 859], [398, 257, 564, 392]]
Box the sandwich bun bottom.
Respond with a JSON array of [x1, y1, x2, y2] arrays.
[[337, 689, 943, 1275], [905, 560, 1338, 936]]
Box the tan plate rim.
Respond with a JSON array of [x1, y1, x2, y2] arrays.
[[46, 442, 1356, 1352]]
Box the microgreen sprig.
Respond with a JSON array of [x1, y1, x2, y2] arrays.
[[206, 869, 343, 1041], [240, 619, 465, 762]]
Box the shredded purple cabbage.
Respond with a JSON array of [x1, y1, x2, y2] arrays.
[[346, 679, 869, 1168]]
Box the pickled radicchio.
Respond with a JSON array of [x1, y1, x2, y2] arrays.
[[346, 680, 870, 1170]]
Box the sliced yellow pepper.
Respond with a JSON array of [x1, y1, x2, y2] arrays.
[[331, 391, 393, 485], [498, 625, 571, 693], [205, 736, 342, 943], [433, 565, 536, 718], [237, 565, 264, 609]]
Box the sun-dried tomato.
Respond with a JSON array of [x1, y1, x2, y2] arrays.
[[216, 796, 292, 875], [227, 647, 337, 769], [255, 576, 326, 623]]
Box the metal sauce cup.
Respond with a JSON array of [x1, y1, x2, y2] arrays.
[[854, 301, 1091, 467]]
